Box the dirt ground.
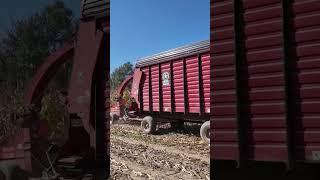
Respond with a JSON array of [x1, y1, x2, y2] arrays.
[[109, 121, 210, 180]]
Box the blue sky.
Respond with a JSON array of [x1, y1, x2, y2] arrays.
[[110, 0, 209, 72]]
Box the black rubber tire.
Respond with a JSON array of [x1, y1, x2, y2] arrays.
[[200, 121, 210, 145], [170, 121, 184, 130], [141, 116, 156, 134]]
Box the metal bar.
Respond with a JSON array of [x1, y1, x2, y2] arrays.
[[197, 54, 204, 116], [159, 64, 163, 113], [170, 61, 175, 114], [148, 66, 152, 113], [182, 58, 188, 114], [282, 0, 296, 170], [233, 0, 247, 168]]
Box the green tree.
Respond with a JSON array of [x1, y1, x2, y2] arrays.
[[0, 0, 77, 90], [0, 1, 76, 142], [110, 62, 134, 105], [110, 62, 134, 91]]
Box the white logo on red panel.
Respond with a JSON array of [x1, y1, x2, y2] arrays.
[[162, 72, 170, 86]]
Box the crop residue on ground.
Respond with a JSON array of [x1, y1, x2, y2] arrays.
[[110, 123, 210, 180]]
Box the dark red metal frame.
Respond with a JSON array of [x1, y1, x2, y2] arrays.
[[211, 0, 320, 172]]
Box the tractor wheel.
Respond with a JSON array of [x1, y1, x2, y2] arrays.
[[200, 121, 210, 145], [170, 121, 184, 130], [141, 116, 156, 134]]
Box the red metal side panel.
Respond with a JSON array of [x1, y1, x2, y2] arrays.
[[293, 0, 320, 161], [186, 56, 200, 113], [211, 0, 239, 160], [212, 0, 320, 164], [140, 53, 210, 115], [243, 0, 288, 161], [141, 67, 150, 111], [151, 65, 160, 111], [161, 62, 172, 112], [172, 59, 184, 113], [202, 53, 211, 113]]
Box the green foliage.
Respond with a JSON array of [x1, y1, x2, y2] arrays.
[[0, 1, 76, 142], [110, 62, 134, 91], [123, 89, 132, 107], [110, 62, 134, 105], [39, 91, 67, 136], [0, 90, 31, 145], [0, 0, 77, 90]]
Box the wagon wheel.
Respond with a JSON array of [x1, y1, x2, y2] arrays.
[[200, 121, 210, 145], [141, 116, 156, 134]]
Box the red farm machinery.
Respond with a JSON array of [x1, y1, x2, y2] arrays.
[[0, 0, 109, 179], [111, 40, 211, 144], [211, 0, 320, 178]]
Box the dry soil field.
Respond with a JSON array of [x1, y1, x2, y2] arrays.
[[110, 121, 210, 180]]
